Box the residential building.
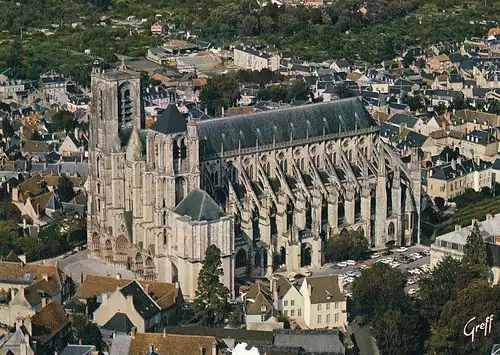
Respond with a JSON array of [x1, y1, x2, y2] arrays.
[[233, 45, 280, 71], [298, 275, 347, 330], [0, 301, 71, 355], [74, 274, 182, 328], [0, 256, 73, 327], [425, 158, 492, 201], [93, 280, 162, 333], [430, 214, 500, 284], [428, 55, 451, 72], [244, 282, 283, 331]]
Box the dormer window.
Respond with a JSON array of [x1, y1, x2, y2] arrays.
[[260, 304, 267, 313]]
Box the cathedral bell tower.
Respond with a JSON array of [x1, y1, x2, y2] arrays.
[[87, 60, 142, 260]]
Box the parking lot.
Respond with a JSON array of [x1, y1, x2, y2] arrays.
[[309, 245, 431, 297]]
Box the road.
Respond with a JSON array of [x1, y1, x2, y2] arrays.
[[349, 321, 379, 355]]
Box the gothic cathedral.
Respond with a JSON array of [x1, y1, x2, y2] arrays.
[[87, 65, 422, 299]]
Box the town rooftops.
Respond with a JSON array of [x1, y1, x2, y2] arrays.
[[198, 97, 378, 159], [173, 189, 226, 222], [75, 274, 178, 310], [0, 257, 65, 288], [102, 312, 134, 334], [245, 282, 275, 315]]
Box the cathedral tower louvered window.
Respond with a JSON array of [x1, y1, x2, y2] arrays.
[[118, 82, 133, 128]]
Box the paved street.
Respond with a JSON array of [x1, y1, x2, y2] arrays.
[[54, 250, 134, 284], [349, 321, 379, 355]]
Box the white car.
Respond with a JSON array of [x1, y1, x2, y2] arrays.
[[396, 247, 408, 252], [390, 262, 400, 268], [411, 268, 422, 275], [359, 264, 369, 270], [371, 252, 381, 259], [411, 253, 422, 259], [346, 260, 357, 266], [337, 262, 347, 268], [408, 288, 419, 296], [343, 277, 355, 283]]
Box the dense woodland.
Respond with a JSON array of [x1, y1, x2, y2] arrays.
[[0, 0, 499, 84]]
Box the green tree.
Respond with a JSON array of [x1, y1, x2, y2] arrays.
[[70, 313, 104, 350], [419, 256, 476, 326], [199, 75, 241, 116], [351, 263, 409, 323], [431, 281, 500, 355], [193, 244, 230, 326], [57, 175, 75, 203], [2, 119, 14, 139], [0, 220, 23, 258], [51, 110, 77, 133], [228, 308, 243, 328], [373, 309, 429, 355], [462, 222, 489, 281], [325, 229, 368, 262]]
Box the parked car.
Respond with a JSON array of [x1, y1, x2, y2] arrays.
[[382, 250, 393, 256], [371, 252, 381, 259], [337, 261, 347, 268], [346, 260, 357, 266], [396, 247, 408, 252], [332, 264, 342, 270]]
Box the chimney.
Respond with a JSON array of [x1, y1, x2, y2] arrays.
[[199, 345, 205, 355], [41, 296, 47, 308], [175, 281, 179, 290], [42, 273, 48, 282], [451, 159, 457, 170], [74, 127, 79, 140], [308, 284, 312, 296], [23, 218, 26, 229], [471, 218, 478, 226], [144, 283, 150, 295], [487, 214, 493, 221], [212, 340, 217, 355], [455, 224, 461, 231], [116, 273, 121, 280], [163, 328, 166, 338], [80, 272, 84, 283], [131, 327, 137, 339], [10, 288, 16, 300]]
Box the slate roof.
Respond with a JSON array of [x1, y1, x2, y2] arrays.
[[102, 312, 134, 333], [23, 275, 62, 306], [273, 329, 345, 354], [430, 159, 492, 181], [0, 260, 65, 287], [465, 129, 497, 146], [198, 98, 377, 159], [31, 301, 70, 346], [161, 326, 274, 346], [397, 130, 428, 149], [119, 280, 161, 320], [305, 275, 345, 304], [389, 113, 419, 128], [59, 345, 94, 355], [173, 188, 226, 222], [150, 104, 187, 134]]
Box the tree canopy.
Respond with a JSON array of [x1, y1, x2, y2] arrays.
[[193, 244, 230, 326], [70, 313, 104, 350], [325, 228, 369, 262], [199, 74, 241, 116], [462, 222, 489, 281], [58, 175, 75, 203]]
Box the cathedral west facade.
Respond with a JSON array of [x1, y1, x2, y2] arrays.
[[87, 65, 422, 299]]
